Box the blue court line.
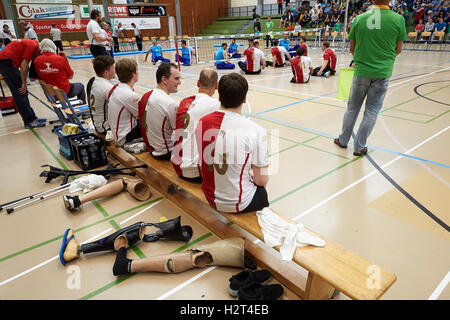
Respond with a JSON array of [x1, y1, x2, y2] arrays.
[[246, 112, 450, 169]]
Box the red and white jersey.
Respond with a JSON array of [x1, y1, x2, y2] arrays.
[[171, 93, 220, 178], [300, 43, 308, 56], [141, 88, 177, 156], [291, 56, 312, 83], [271, 46, 288, 66], [323, 48, 337, 70], [195, 110, 269, 213], [243, 47, 264, 72], [90, 76, 113, 133], [107, 83, 139, 146]]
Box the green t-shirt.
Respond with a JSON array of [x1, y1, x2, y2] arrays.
[[348, 7, 407, 78], [265, 21, 274, 32]]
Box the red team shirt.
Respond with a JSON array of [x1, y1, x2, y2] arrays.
[[301, 43, 308, 56], [271, 46, 288, 66], [323, 48, 337, 70], [243, 47, 264, 72], [33, 52, 74, 94], [0, 39, 40, 68], [291, 55, 312, 83]]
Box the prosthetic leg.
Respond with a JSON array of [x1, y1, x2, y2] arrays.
[[113, 237, 246, 276], [59, 216, 193, 265], [63, 178, 151, 210]]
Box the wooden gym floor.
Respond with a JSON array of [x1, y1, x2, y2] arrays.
[[0, 46, 448, 300]]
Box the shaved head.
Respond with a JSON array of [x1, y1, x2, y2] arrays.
[[198, 68, 218, 89]]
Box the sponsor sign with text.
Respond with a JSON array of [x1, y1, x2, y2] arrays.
[[80, 5, 104, 19], [113, 18, 161, 30], [16, 4, 75, 19], [25, 19, 90, 34], [107, 5, 129, 18], [127, 5, 167, 17]]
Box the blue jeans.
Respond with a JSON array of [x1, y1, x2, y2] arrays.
[[0, 59, 37, 124], [216, 62, 235, 69], [67, 82, 86, 104], [338, 76, 389, 151]]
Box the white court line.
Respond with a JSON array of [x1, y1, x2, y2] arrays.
[[249, 83, 342, 101], [119, 200, 162, 225], [0, 129, 29, 137], [388, 66, 450, 88], [156, 266, 217, 300], [293, 126, 449, 221], [428, 271, 450, 300], [0, 228, 112, 287]]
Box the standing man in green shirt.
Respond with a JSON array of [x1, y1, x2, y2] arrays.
[[334, 0, 406, 156], [265, 16, 274, 48]]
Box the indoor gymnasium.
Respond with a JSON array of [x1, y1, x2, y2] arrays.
[[0, 0, 448, 303]]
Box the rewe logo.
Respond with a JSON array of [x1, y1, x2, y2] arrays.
[[107, 5, 128, 17]]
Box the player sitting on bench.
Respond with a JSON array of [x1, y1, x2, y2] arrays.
[[228, 38, 241, 59], [215, 43, 235, 70], [107, 58, 141, 147], [139, 63, 180, 160], [238, 40, 267, 75], [195, 73, 270, 213], [144, 40, 170, 65], [271, 39, 292, 68], [290, 47, 313, 83], [312, 41, 337, 77], [171, 68, 220, 182]]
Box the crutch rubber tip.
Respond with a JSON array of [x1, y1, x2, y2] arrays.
[[6, 208, 13, 214]]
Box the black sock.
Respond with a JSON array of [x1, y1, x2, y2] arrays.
[[113, 247, 133, 276], [244, 256, 257, 270], [66, 195, 81, 209]]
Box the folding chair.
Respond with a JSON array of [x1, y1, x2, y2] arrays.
[[407, 32, 418, 49], [315, 31, 322, 47], [419, 31, 432, 50], [52, 86, 86, 128], [331, 31, 338, 47], [432, 31, 445, 50], [70, 41, 82, 55]]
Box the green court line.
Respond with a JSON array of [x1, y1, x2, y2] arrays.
[[425, 109, 450, 124], [380, 114, 428, 124], [300, 135, 321, 144], [269, 152, 368, 205], [269, 143, 301, 157], [300, 142, 351, 159], [0, 197, 163, 263], [79, 232, 214, 300], [391, 108, 435, 117]]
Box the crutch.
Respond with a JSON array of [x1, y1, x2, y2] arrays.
[[6, 184, 72, 214], [0, 183, 72, 212]]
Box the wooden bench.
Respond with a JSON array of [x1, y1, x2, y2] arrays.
[[106, 145, 397, 300]]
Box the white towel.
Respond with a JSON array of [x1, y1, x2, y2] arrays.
[[69, 174, 108, 193], [256, 207, 325, 260]]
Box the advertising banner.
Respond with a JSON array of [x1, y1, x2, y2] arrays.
[[127, 5, 167, 17], [106, 5, 129, 18], [16, 4, 75, 19], [80, 5, 104, 19], [25, 19, 90, 34], [15, 0, 71, 3], [113, 18, 161, 30]]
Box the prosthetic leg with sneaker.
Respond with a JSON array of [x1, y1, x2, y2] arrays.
[[63, 178, 152, 210], [59, 216, 193, 265], [113, 237, 249, 276]]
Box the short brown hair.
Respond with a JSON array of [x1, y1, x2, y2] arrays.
[[218, 73, 248, 109], [156, 62, 178, 84], [322, 41, 330, 48], [115, 58, 137, 83], [199, 68, 218, 88], [92, 55, 115, 77]]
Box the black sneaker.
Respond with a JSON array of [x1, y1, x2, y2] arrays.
[[228, 270, 271, 298], [63, 195, 81, 210], [237, 282, 284, 300]]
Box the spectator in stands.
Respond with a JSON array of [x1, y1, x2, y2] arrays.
[[195, 73, 269, 213], [87, 9, 112, 57], [175, 40, 196, 66], [424, 15, 435, 32], [112, 22, 123, 53], [294, 21, 302, 34], [312, 41, 336, 77], [271, 39, 292, 67], [265, 16, 274, 48], [140, 63, 181, 160], [415, 18, 425, 38], [228, 38, 241, 58], [87, 55, 115, 136], [108, 58, 141, 147], [50, 24, 63, 53], [238, 40, 266, 74], [131, 23, 142, 51], [20, 22, 38, 41], [335, 0, 406, 157], [286, 22, 295, 31], [171, 68, 220, 181], [254, 17, 262, 34], [33, 39, 86, 104], [215, 43, 235, 69], [278, 0, 283, 14], [290, 47, 313, 84], [0, 39, 46, 128], [1, 24, 15, 46], [280, 11, 288, 28], [145, 39, 170, 64]]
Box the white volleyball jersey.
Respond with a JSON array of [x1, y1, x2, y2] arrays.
[[89, 76, 113, 133], [141, 88, 178, 156], [87, 20, 103, 45], [196, 110, 269, 213], [243, 47, 264, 72], [171, 93, 220, 178], [107, 83, 139, 146]]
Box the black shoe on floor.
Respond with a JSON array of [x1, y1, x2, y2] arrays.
[[237, 282, 284, 300], [228, 270, 271, 297]]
